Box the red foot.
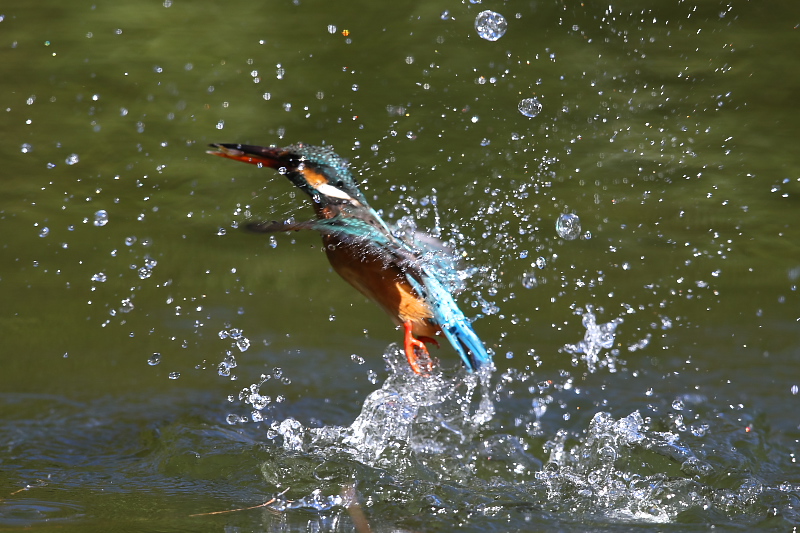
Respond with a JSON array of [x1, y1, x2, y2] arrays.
[[402, 321, 434, 375]]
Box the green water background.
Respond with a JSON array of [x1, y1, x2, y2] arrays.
[[1, 0, 799, 530]]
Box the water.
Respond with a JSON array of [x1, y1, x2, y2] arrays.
[[474, 10, 507, 41], [93, 210, 109, 227], [555, 213, 582, 240], [2, 0, 800, 531], [518, 97, 543, 118]]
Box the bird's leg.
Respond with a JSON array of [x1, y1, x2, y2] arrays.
[[403, 321, 433, 375]]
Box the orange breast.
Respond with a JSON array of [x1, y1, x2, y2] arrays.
[[322, 236, 439, 339]]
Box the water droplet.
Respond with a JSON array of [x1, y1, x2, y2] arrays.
[[138, 267, 152, 279], [672, 399, 685, 411], [555, 213, 581, 240], [65, 153, 80, 165], [480, 138, 490, 146], [235, 337, 250, 352], [91, 272, 107, 282], [119, 298, 134, 313], [20, 143, 32, 153], [518, 97, 542, 118], [125, 236, 137, 246], [38, 226, 50, 238], [93, 209, 108, 227], [168, 371, 180, 379], [522, 272, 538, 289], [148, 352, 161, 366], [440, 10, 451, 20], [475, 10, 507, 41]]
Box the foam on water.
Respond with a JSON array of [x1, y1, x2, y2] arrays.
[[270, 345, 494, 468], [241, 320, 799, 528]]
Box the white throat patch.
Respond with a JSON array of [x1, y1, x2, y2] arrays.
[[316, 182, 356, 202]]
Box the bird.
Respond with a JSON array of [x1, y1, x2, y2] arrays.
[[207, 142, 492, 375]]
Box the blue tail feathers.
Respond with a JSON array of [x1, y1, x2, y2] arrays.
[[408, 272, 492, 372]]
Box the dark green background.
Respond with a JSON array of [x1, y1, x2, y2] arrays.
[[1, 0, 799, 530]]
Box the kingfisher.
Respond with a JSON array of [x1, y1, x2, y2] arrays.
[[208, 142, 492, 375]]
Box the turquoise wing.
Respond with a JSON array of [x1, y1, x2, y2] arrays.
[[251, 214, 492, 372]]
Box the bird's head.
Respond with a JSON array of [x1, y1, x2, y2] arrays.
[[208, 143, 368, 208]]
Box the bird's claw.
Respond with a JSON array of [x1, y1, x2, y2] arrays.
[[403, 321, 434, 375], [405, 337, 433, 375]]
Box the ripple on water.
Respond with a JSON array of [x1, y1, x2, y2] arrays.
[[0, 499, 84, 528]]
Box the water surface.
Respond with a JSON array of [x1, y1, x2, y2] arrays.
[[1, 0, 799, 531]]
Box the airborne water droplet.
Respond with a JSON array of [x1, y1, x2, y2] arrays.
[[518, 97, 542, 118], [555, 213, 581, 240], [93, 209, 109, 227], [522, 272, 538, 289], [148, 352, 161, 365], [236, 337, 250, 352], [65, 153, 80, 165], [475, 10, 507, 41]]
